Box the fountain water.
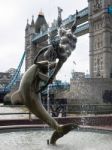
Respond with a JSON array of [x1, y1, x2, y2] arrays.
[[47, 62, 50, 114], [80, 104, 88, 126], [0, 129, 112, 150]]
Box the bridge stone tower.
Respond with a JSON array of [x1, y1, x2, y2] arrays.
[[25, 17, 35, 70], [25, 11, 48, 70], [88, 0, 112, 78]]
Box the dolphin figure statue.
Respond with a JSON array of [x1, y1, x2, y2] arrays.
[[11, 9, 80, 145], [11, 61, 78, 145]]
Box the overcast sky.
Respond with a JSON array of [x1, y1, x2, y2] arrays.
[[0, 0, 89, 82]]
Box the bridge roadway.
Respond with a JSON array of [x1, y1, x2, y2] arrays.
[[32, 7, 89, 44]]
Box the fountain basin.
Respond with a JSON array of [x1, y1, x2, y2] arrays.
[[0, 127, 112, 150]]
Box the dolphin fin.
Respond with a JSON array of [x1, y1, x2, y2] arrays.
[[11, 90, 24, 105]]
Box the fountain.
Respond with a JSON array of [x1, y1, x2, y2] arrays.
[[1, 6, 112, 149], [0, 129, 112, 150]]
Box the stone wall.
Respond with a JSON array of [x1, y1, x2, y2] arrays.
[[68, 78, 112, 104]]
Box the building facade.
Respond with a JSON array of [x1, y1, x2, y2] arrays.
[[88, 0, 112, 78], [0, 68, 20, 89]]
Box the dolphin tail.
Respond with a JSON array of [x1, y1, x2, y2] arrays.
[[49, 123, 78, 145]]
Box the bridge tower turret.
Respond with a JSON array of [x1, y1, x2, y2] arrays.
[[25, 11, 48, 70], [88, 0, 112, 78], [33, 10, 49, 61], [25, 17, 36, 70]]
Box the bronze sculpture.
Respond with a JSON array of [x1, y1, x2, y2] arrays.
[[11, 9, 80, 145]]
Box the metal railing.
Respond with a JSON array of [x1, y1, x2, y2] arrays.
[[0, 105, 31, 119], [0, 104, 112, 120], [67, 104, 112, 114], [75, 22, 89, 34]]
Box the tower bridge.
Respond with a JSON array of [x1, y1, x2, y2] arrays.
[[26, 0, 112, 79], [24, 0, 112, 104], [25, 6, 90, 71]]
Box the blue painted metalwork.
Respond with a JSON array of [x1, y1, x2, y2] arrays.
[[108, 6, 112, 14], [3, 51, 26, 92], [75, 22, 89, 34], [63, 7, 88, 26], [49, 80, 70, 90], [32, 22, 89, 43], [42, 80, 70, 94]]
